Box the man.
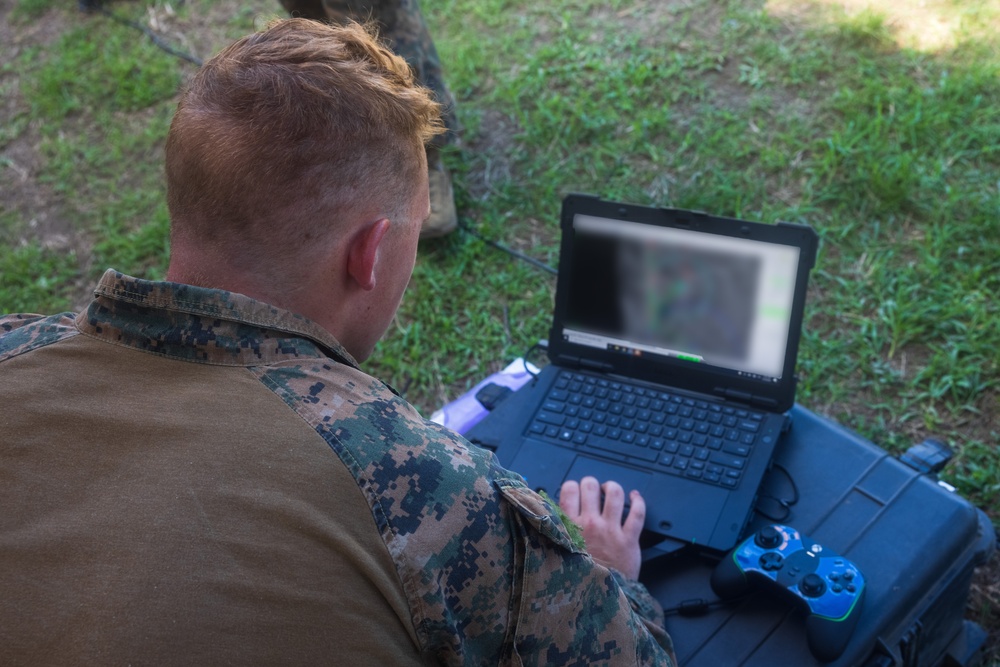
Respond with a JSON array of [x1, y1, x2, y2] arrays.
[[0, 19, 676, 665], [279, 0, 460, 238]]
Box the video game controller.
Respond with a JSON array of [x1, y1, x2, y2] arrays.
[[711, 524, 865, 663]]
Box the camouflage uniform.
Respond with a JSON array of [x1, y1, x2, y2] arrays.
[[279, 0, 458, 146], [0, 269, 677, 665]]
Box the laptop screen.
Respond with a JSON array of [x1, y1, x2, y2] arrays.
[[561, 213, 801, 383]]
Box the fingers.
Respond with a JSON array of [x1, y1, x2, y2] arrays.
[[622, 489, 646, 541], [556, 478, 645, 582], [558, 480, 580, 520], [600, 481, 625, 521], [578, 476, 602, 517], [560, 477, 640, 530]]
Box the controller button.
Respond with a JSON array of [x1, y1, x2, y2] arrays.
[[832, 584, 843, 593], [843, 570, 855, 581], [847, 584, 856, 593], [755, 525, 782, 549], [829, 574, 840, 583], [800, 573, 827, 598]]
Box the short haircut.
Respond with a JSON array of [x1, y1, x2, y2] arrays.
[[165, 18, 444, 267]]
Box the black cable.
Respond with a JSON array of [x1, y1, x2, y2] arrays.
[[92, 3, 204, 67], [458, 220, 557, 276], [661, 595, 747, 618], [520, 340, 549, 383], [754, 462, 800, 523]]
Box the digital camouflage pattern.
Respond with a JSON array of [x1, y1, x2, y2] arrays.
[[0, 269, 677, 666], [0, 313, 78, 360], [277, 0, 458, 145]]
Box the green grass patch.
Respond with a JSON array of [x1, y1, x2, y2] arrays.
[[11, 0, 60, 20], [25, 21, 180, 120], [0, 242, 80, 314]]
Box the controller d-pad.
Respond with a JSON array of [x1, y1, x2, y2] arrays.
[[759, 551, 784, 571]]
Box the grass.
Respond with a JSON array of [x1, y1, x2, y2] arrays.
[[1, 0, 998, 652]]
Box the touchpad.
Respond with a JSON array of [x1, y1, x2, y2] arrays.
[[562, 458, 652, 500]]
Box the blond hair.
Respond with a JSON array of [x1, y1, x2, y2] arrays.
[[165, 18, 444, 267]]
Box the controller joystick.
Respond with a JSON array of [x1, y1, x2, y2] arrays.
[[711, 524, 866, 663], [755, 525, 783, 549], [800, 573, 827, 598]]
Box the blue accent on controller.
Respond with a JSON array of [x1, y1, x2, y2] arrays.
[[711, 524, 866, 662]]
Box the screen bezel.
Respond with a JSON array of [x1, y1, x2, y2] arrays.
[[548, 195, 818, 413]]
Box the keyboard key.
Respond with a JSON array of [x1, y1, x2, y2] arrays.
[[711, 453, 746, 469], [723, 443, 751, 457], [535, 412, 565, 426]]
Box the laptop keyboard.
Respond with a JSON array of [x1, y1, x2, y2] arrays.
[[526, 370, 767, 489]]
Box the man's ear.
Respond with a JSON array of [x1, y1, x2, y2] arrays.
[[346, 218, 391, 291]]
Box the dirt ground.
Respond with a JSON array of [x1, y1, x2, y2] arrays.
[[1, 1, 997, 664]]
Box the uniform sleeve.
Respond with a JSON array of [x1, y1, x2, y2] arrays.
[[0, 313, 78, 362], [283, 380, 678, 667], [494, 478, 678, 666]]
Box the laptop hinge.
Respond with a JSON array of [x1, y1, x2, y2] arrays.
[[557, 355, 614, 374], [718, 387, 779, 409], [579, 359, 614, 373]]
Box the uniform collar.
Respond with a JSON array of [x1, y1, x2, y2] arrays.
[[76, 269, 361, 368]]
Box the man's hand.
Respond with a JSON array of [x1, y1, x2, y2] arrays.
[[558, 476, 645, 581]]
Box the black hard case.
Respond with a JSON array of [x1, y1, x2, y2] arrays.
[[640, 404, 995, 667]]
